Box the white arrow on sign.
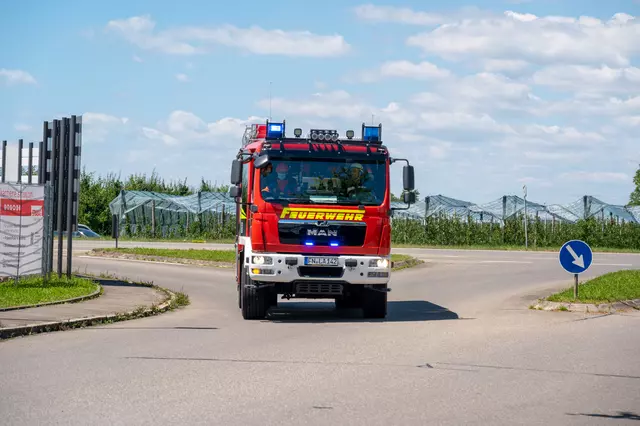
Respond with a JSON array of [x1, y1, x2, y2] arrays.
[[566, 244, 585, 268]]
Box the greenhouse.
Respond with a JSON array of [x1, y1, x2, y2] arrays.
[[422, 195, 500, 223], [109, 190, 237, 239], [108, 190, 640, 239]]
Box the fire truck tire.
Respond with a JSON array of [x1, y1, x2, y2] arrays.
[[335, 287, 360, 309], [362, 285, 387, 319], [241, 269, 269, 320]]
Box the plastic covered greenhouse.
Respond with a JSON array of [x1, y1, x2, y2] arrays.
[[109, 190, 237, 239], [415, 194, 640, 225], [108, 190, 640, 239]]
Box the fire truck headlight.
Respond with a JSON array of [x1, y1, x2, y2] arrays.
[[252, 256, 273, 265], [369, 258, 389, 268]]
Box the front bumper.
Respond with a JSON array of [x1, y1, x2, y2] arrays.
[[247, 253, 391, 285]]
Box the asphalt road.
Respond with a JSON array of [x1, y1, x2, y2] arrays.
[[2, 244, 639, 425]]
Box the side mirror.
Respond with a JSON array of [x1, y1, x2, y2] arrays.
[[403, 191, 416, 204], [254, 154, 270, 169], [229, 186, 242, 198], [403, 165, 415, 191], [230, 160, 242, 185]]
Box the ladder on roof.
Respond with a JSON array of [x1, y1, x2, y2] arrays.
[[241, 124, 259, 147]]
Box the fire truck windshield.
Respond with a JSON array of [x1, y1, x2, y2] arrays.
[[259, 159, 386, 206]]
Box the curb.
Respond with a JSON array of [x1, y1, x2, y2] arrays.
[[0, 283, 103, 312], [391, 257, 425, 271], [0, 285, 178, 340], [531, 298, 640, 313]]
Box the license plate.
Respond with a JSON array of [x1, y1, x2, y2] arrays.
[[304, 257, 339, 266]]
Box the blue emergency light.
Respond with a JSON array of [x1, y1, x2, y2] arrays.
[[265, 120, 285, 139], [362, 123, 381, 142]]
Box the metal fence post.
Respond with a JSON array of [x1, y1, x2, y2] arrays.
[[65, 116, 76, 277], [1, 140, 6, 183], [28, 142, 33, 184], [56, 119, 67, 277], [17, 139, 23, 183]]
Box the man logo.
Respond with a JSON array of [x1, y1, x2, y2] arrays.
[[306, 228, 338, 237]]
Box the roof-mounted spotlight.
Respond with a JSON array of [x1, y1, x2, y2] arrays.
[[294, 128, 302, 138], [345, 130, 355, 140]]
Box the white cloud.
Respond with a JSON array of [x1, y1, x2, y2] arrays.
[[106, 15, 350, 57], [538, 94, 640, 118], [145, 110, 266, 150], [0, 69, 37, 85], [532, 65, 640, 94], [483, 59, 529, 73], [358, 60, 451, 82], [176, 73, 189, 82], [617, 115, 640, 127], [523, 151, 583, 161], [141, 127, 178, 146], [410, 72, 540, 113], [560, 171, 629, 183], [259, 90, 373, 121], [518, 176, 553, 187], [133, 54, 143, 62], [82, 112, 130, 143], [353, 4, 444, 25], [405, 10, 640, 66], [84, 112, 129, 125]]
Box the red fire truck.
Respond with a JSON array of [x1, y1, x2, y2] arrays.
[[229, 120, 415, 319]]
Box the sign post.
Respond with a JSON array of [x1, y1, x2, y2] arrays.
[[111, 214, 119, 249], [558, 239, 593, 299]]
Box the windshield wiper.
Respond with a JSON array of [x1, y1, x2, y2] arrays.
[[274, 198, 315, 205], [337, 199, 374, 205]]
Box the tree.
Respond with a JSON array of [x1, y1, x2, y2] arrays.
[[630, 165, 640, 206]]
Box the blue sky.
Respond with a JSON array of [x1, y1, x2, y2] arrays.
[[1, 0, 639, 206]]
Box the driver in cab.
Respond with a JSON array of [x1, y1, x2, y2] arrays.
[[261, 162, 297, 197]]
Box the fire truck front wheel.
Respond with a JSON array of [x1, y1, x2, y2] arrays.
[[362, 284, 388, 319], [241, 269, 269, 320]]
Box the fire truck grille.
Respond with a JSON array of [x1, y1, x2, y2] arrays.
[[296, 282, 344, 296], [298, 266, 344, 278]]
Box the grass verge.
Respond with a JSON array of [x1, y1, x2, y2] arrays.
[[94, 247, 235, 263], [1, 273, 191, 340], [90, 248, 422, 271], [0, 275, 99, 309], [393, 243, 640, 254], [391, 254, 424, 271], [546, 269, 640, 304]]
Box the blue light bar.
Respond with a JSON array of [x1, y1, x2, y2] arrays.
[[362, 125, 380, 142], [305, 241, 314, 246], [330, 242, 339, 247], [266, 121, 285, 139]]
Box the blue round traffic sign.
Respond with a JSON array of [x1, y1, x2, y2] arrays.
[[559, 239, 593, 274]]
